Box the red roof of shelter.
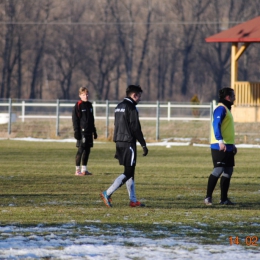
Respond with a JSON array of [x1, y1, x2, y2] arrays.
[[206, 16, 260, 43]]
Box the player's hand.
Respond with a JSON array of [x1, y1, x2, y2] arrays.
[[74, 131, 81, 140], [93, 132, 98, 139], [219, 143, 226, 152], [142, 146, 148, 156], [233, 145, 237, 155]]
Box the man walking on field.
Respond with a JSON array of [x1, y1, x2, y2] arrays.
[[100, 85, 148, 208], [205, 87, 237, 206]]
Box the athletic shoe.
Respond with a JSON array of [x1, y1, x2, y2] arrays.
[[82, 171, 92, 175], [204, 197, 212, 205], [129, 201, 145, 207], [75, 170, 84, 176], [219, 198, 235, 205], [100, 191, 112, 207]]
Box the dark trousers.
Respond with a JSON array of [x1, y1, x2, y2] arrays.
[[75, 146, 90, 166]]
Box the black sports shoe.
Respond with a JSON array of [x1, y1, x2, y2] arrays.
[[219, 198, 235, 205]]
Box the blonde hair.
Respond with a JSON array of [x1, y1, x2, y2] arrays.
[[79, 87, 89, 95]]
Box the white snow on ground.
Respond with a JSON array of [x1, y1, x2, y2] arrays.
[[0, 225, 259, 259], [1, 137, 260, 149]]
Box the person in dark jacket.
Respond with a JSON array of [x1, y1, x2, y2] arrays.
[[100, 85, 148, 207], [72, 87, 97, 176]]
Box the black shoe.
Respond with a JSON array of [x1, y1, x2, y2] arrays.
[[219, 198, 235, 205]]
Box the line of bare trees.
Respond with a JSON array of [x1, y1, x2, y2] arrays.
[[0, 0, 260, 102]]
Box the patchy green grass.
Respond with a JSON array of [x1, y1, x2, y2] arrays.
[[0, 140, 260, 246]]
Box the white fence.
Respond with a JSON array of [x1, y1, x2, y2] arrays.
[[0, 99, 213, 140]]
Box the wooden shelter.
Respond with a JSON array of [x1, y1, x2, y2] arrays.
[[206, 16, 260, 122]]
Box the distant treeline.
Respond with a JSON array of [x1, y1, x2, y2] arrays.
[[0, 0, 260, 102]]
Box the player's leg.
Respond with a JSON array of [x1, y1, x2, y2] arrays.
[[220, 167, 234, 205], [105, 165, 134, 196], [107, 171, 130, 196], [205, 167, 223, 205], [126, 174, 145, 207], [205, 149, 226, 205], [111, 142, 135, 194], [124, 144, 138, 204], [100, 173, 128, 207], [100, 143, 135, 207], [121, 144, 144, 206], [126, 177, 136, 202], [75, 141, 84, 176], [81, 146, 92, 175]]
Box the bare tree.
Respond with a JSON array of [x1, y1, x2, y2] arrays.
[[0, 0, 259, 102], [135, 1, 153, 85], [198, 0, 249, 99], [79, 1, 121, 100], [49, 1, 88, 99], [109, 0, 153, 87], [26, 0, 54, 99], [155, 27, 170, 100], [145, 1, 182, 101], [0, 0, 18, 98], [172, 0, 211, 96]]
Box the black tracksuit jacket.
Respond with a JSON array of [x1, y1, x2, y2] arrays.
[[113, 97, 146, 147], [72, 100, 96, 136]]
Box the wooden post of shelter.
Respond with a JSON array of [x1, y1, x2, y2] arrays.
[[205, 16, 260, 122]]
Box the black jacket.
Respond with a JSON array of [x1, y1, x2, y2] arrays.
[[113, 97, 146, 147], [72, 100, 96, 135]]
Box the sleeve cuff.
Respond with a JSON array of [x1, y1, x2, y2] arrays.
[[218, 140, 224, 144]]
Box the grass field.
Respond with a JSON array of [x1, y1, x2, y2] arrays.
[[0, 139, 260, 251]]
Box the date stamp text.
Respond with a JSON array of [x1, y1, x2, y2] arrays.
[[229, 236, 258, 246]]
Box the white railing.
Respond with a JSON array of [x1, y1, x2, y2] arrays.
[[0, 99, 213, 140]]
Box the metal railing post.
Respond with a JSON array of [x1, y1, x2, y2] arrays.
[[8, 98, 12, 135], [106, 100, 109, 138], [167, 101, 171, 121], [22, 101, 25, 122], [56, 99, 60, 136], [209, 100, 215, 142], [93, 101, 96, 118], [156, 100, 160, 141]]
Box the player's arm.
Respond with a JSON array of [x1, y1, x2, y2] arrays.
[[130, 109, 148, 156], [89, 103, 98, 139], [212, 106, 226, 151], [72, 104, 81, 140]]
